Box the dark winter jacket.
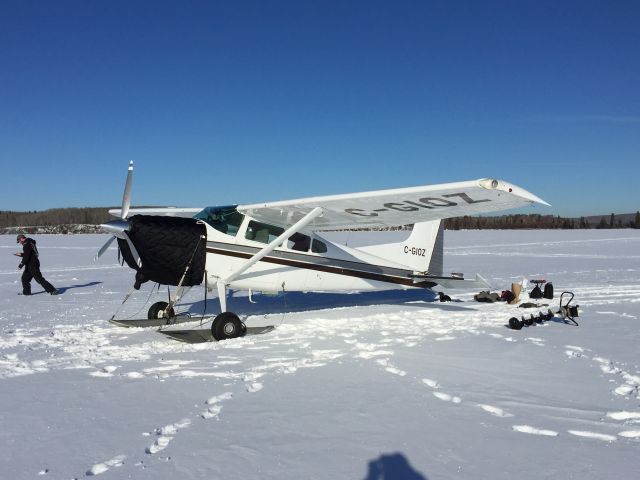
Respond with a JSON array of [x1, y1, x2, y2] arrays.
[[18, 238, 40, 268]]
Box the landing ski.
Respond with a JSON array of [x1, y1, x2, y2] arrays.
[[160, 325, 275, 343], [109, 315, 208, 328]]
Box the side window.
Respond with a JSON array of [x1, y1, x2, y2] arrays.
[[288, 232, 311, 252], [245, 221, 284, 244], [312, 239, 327, 253]]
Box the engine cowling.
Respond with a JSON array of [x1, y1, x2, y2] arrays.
[[118, 215, 207, 289]]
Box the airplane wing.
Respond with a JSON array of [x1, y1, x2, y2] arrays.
[[238, 178, 549, 231], [109, 207, 203, 218]]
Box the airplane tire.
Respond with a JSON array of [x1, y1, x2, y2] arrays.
[[148, 301, 175, 320], [212, 312, 244, 341]]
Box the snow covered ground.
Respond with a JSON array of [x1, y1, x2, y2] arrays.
[[1, 230, 639, 479]]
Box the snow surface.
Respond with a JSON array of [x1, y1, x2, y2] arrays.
[[1, 230, 639, 479]]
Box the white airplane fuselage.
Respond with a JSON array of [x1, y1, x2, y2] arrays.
[[202, 219, 428, 294]]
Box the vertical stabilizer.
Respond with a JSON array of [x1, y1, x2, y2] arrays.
[[357, 220, 444, 274]]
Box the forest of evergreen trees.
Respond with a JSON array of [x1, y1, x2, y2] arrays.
[[0, 208, 111, 229], [443, 212, 640, 230], [1, 208, 639, 233]]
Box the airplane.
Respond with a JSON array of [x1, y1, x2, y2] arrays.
[[96, 161, 549, 341]]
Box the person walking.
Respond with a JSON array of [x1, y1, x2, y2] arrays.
[[15, 234, 58, 295]]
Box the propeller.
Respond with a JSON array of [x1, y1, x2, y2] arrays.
[[95, 161, 141, 266]]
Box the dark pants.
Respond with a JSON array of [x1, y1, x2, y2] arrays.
[[21, 263, 56, 295]]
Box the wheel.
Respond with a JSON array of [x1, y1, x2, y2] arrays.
[[148, 301, 175, 320], [211, 312, 245, 341]]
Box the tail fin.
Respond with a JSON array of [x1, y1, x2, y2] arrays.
[[357, 220, 443, 274]]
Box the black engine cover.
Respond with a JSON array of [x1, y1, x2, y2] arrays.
[[118, 215, 207, 288]]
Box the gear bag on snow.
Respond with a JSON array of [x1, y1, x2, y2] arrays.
[[529, 284, 543, 299], [474, 291, 500, 303]]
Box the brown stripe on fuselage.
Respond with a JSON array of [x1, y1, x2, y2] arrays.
[[205, 246, 436, 288]]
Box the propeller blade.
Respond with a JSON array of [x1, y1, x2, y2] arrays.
[[121, 160, 133, 219], [95, 236, 116, 261], [122, 231, 142, 268]]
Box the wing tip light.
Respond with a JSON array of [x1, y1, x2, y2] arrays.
[[479, 178, 551, 207]]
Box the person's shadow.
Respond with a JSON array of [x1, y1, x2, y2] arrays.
[[55, 281, 103, 295], [363, 453, 428, 480]]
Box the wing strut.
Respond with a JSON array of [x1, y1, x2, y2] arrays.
[[215, 207, 324, 313]]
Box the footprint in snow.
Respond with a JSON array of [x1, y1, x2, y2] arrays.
[[593, 358, 640, 398], [512, 425, 558, 437], [145, 419, 191, 454], [89, 365, 118, 378], [593, 357, 621, 375], [385, 366, 406, 376], [478, 404, 513, 418], [246, 382, 263, 392], [614, 384, 638, 397], [374, 358, 406, 376], [606, 410, 640, 422], [146, 436, 172, 455], [564, 345, 588, 359], [421, 378, 440, 389], [432, 392, 462, 404], [201, 392, 233, 419], [86, 454, 126, 475], [568, 430, 617, 442]]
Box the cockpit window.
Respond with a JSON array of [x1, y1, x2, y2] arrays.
[[194, 206, 244, 236]]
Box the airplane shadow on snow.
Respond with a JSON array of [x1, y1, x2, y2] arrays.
[[179, 288, 476, 318], [363, 453, 428, 480]]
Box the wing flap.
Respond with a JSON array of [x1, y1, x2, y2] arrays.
[[238, 178, 549, 231]]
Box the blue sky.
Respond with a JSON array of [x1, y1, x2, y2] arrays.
[[1, 0, 638, 217]]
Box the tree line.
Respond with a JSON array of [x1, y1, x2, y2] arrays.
[[443, 212, 640, 230], [1, 208, 639, 232], [0, 208, 111, 229]]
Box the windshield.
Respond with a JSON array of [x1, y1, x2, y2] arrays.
[[194, 206, 244, 236]]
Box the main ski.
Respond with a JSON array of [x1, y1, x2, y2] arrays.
[[160, 325, 275, 343], [109, 315, 210, 328]]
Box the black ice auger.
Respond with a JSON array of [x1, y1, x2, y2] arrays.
[[508, 291, 580, 330]]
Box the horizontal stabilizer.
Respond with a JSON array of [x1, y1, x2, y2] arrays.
[[431, 274, 491, 290]]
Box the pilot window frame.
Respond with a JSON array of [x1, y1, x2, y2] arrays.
[[194, 206, 245, 236]]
